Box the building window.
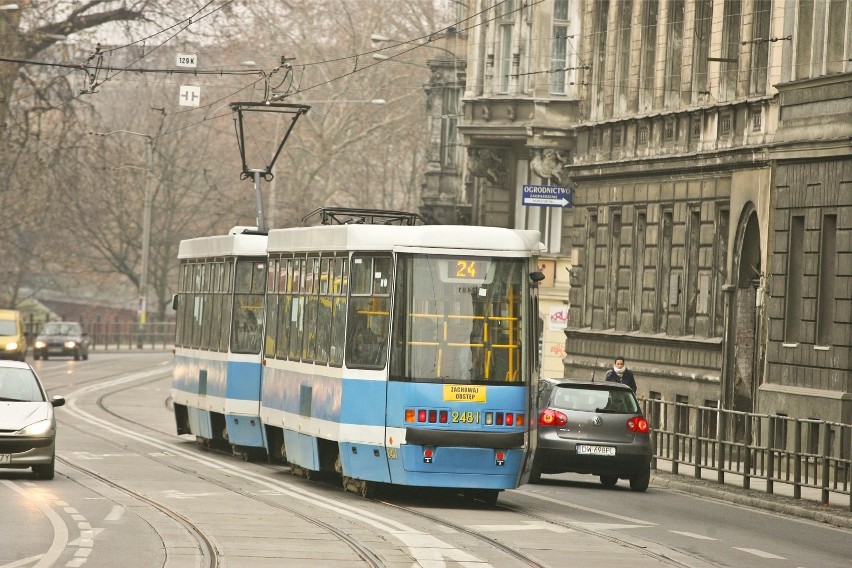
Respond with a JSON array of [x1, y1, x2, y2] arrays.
[[719, 113, 732, 137], [675, 395, 690, 433], [639, 0, 659, 112], [664, 120, 675, 142], [614, 0, 634, 114], [584, 211, 598, 326], [664, 0, 685, 109], [721, 0, 741, 101], [784, 215, 805, 343], [591, 0, 610, 116], [826, 1, 850, 75], [713, 208, 729, 337], [691, 0, 712, 104], [631, 211, 647, 331], [613, 127, 622, 147], [816, 214, 837, 346], [701, 399, 719, 438], [685, 207, 700, 335], [750, 0, 771, 95], [607, 210, 622, 329], [497, 0, 515, 94], [752, 108, 762, 131], [657, 210, 674, 333], [691, 117, 702, 139], [550, 0, 570, 95], [440, 87, 460, 168], [638, 126, 649, 144]]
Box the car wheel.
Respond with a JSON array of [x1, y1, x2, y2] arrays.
[[599, 475, 619, 488], [83, 352, 89, 360], [629, 469, 650, 492], [528, 464, 542, 484], [33, 459, 55, 480], [74, 350, 81, 361], [43, 353, 49, 360], [33, 353, 40, 360]]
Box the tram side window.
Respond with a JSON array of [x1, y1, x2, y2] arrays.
[[329, 257, 348, 366], [219, 261, 232, 352], [209, 262, 224, 352], [275, 257, 293, 360], [302, 256, 320, 361], [346, 255, 392, 369], [288, 257, 305, 359], [264, 258, 279, 358], [231, 259, 265, 354], [175, 263, 191, 347]]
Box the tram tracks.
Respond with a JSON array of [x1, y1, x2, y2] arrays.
[[67, 364, 718, 568], [58, 372, 390, 568], [57, 456, 222, 568]]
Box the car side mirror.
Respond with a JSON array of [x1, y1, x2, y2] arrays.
[[171, 293, 179, 310], [51, 395, 66, 408]]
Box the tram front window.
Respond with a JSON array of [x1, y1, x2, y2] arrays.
[[390, 255, 525, 384]]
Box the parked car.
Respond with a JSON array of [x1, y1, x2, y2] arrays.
[[33, 322, 90, 361], [0, 309, 27, 362], [530, 378, 652, 491], [0, 360, 65, 479]]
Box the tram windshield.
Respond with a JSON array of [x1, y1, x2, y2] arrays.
[[390, 254, 525, 385]]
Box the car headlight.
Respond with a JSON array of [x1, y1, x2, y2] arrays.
[[64, 340, 77, 349], [17, 419, 53, 436], [35, 340, 46, 348], [4, 342, 17, 351]]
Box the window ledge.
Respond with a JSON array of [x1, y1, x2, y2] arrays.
[[782, 343, 798, 348], [813, 345, 831, 351]]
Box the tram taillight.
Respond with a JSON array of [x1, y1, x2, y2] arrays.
[[418, 409, 427, 422], [439, 410, 448, 423]]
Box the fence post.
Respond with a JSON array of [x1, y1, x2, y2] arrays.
[[821, 423, 831, 505], [672, 403, 680, 476], [743, 414, 752, 490], [717, 409, 726, 484], [694, 406, 702, 479], [767, 416, 775, 495], [793, 419, 802, 499]]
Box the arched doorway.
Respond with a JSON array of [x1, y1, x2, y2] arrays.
[[728, 206, 763, 414]]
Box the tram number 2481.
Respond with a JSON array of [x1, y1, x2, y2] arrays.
[[452, 411, 481, 424]]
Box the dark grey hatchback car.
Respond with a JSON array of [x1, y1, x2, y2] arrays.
[[530, 378, 652, 491]]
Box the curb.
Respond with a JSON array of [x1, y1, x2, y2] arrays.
[[651, 471, 852, 530]]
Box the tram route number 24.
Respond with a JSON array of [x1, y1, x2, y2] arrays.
[[455, 259, 489, 279], [452, 411, 480, 424]]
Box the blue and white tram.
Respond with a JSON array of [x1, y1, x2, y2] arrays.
[[171, 227, 269, 456], [259, 218, 544, 501]]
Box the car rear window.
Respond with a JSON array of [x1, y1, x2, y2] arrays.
[[553, 386, 639, 414]]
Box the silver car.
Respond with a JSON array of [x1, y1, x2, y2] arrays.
[[0, 360, 65, 479], [530, 378, 652, 491]]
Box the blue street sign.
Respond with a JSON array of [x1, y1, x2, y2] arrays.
[[522, 184, 574, 208]]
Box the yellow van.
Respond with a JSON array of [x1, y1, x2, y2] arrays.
[[0, 309, 28, 361]]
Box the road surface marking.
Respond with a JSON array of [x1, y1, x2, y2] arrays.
[[469, 521, 570, 533], [669, 531, 718, 540], [733, 548, 785, 559], [1, 480, 68, 568]]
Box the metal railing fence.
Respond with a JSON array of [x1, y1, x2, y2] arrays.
[[642, 398, 851, 511], [24, 319, 175, 351]]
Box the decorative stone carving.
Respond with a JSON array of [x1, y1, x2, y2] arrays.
[[467, 148, 508, 186], [530, 148, 568, 184]]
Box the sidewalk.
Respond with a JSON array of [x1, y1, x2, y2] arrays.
[[651, 459, 852, 529]]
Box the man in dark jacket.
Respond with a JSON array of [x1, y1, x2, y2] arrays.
[[604, 356, 637, 393]]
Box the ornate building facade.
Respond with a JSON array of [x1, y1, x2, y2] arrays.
[[448, 0, 851, 427]]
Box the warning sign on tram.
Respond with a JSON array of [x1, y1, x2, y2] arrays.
[[522, 184, 574, 208]]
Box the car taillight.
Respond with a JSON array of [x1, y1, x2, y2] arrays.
[[538, 408, 567, 427], [627, 416, 649, 433]]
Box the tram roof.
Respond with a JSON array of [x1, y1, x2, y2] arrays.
[[178, 228, 267, 259], [267, 224, 543, 255]]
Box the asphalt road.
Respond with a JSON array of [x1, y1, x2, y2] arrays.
[[1, 352, 849, 568]]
